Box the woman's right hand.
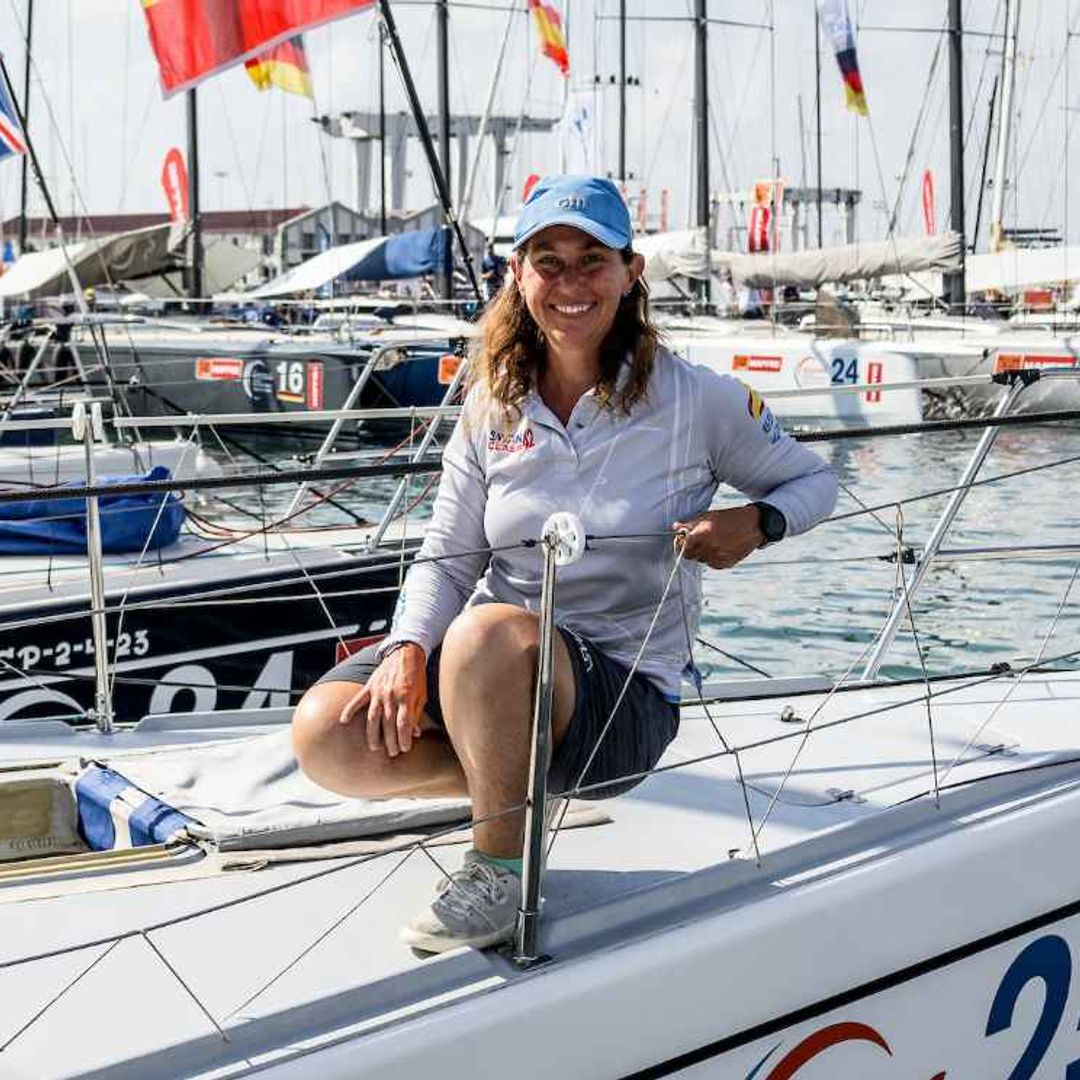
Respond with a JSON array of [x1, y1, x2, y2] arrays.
[[339, 642, 428, 757]]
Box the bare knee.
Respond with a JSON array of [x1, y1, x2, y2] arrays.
[[440, 605, 575, 746], [291, 681, 384, 794], [441, 605, 539, 678]]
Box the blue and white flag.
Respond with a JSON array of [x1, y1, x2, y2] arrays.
[[0, 72, 26, 161]]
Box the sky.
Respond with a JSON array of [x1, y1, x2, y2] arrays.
[[0, 0, 1076, 251]]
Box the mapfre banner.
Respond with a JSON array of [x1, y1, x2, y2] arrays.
[[141, 0, 374, 96]]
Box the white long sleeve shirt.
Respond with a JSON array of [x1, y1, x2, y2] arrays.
[[382, 346, 838, 699]]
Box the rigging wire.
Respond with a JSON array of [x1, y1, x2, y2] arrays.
[[5, 643, 1080, 1037], [892, 503, 942, 807], [940, 560, 1080, 786], [221, 847, 418, 1024]]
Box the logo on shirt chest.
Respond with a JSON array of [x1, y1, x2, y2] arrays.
[[488, 427, 536, 453]]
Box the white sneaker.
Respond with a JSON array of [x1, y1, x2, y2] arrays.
[[401, 850, 522, 953]]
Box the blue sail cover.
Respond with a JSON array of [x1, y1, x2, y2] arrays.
[[0, 466, 185, 555], [342, 227, 450, 282]]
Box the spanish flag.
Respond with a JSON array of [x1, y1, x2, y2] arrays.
[[245, 35, 313, 97], [818, 0, 868, 116], [528, 0, 569, 77], [140, 0, 373, 97]]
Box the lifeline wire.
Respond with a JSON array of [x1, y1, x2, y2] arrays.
[[939, 561, 1080, 786], [892, 502, 942, 808], [5, 642, 1080, 1041]]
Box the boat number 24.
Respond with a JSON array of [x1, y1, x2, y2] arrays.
[[830, 357, 859, 385]]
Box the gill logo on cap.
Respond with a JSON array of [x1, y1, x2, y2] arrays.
[[557, 195, 587, 210]]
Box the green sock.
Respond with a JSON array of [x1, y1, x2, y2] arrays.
[[475, 851, 523, 877]]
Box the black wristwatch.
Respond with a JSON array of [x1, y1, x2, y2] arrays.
[[752, 501, 787, 546]]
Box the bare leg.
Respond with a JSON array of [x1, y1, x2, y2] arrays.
[[291, 681, 467, 798], [438, 604, 575, 859], [292, 604, 575, 861]]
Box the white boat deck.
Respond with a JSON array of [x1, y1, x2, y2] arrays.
[[0, 668, 1077, 1077]]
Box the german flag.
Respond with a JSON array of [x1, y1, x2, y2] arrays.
[[245, 35, 313, 97], [818, 0, 869, 116], [140, 0, 373, 96], [528, 0, 569, 77]]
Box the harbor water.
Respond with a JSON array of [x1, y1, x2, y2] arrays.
[[215, 419, 1080, 688]]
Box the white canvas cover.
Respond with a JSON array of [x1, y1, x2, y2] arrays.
[[98, 729, 471, 850], [722, 231, 964, 288], [637, 228, 710, 282], [249, 235, 386, 298], [964, 245, 1080, 292], [0, 223, 182, 299]]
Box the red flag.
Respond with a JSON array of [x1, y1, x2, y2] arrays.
[[747, 204, 770, 253], [245, 35, 313, 97], [921, 169, 935, 235], [140, 0, 374, 96], [161, 147, 190, 221]]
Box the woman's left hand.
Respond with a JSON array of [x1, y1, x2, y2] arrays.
[[673, 506, 765, 570]]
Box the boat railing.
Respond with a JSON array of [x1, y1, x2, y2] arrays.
[[860, 366, 1080, 680], [0, 368, 1079, 982]]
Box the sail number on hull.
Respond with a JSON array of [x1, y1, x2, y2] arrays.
[[722, 928, 1080, 1078], [0, 630, 150, 670]]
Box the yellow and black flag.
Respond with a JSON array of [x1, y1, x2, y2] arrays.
[[245, 34, 313, 98]]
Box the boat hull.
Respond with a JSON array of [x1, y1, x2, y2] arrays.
[[64, 337, 456, 434], [0, 547, 407, 724], [669, 336, 923, 426], [254, 767, 1080, 1079]]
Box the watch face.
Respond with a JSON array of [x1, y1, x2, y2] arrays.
[[758, 503, 786, 542]]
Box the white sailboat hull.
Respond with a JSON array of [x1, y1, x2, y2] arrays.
[[257, 763, 1080, 1080], [669, 335, 923, 426], [4, 673, 1080, 1078]]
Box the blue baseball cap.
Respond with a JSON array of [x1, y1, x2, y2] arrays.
[[513, 175, 633, 251]]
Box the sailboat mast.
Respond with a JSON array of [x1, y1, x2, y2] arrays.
[[186, 88, 203, 302], [989, 0, 1019, 253], [693, 0, 710, 301], [945, 0, 965, 308], [18, 0, 33, 254], [972, 75, 998, 251], [559, 0, 569, 173], [378, 0, 481, 299], [436, 0, 452, 300], [618, 0, 626, 180], [814, 4, 823, 247], [378, 20, 387, 235]]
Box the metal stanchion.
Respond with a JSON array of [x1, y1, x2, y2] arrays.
[[513, 512, 586, 967], [73, 401, 114, 734], [861, 377, 1029, 682], [367, 355, 470, 550]]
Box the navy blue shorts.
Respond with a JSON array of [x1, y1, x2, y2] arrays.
[[316, 626, 680, 800]]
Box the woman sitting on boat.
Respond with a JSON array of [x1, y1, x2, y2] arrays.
[[292, 176, 839, 953]]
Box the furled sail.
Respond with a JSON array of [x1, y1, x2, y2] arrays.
[[0, 223, 184, 300], [723, 232, 963, 288]]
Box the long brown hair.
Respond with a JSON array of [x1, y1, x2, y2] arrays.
[[470, 247, 660, 418]]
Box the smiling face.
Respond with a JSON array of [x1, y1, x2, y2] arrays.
[[512, 225, 643, 367]]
